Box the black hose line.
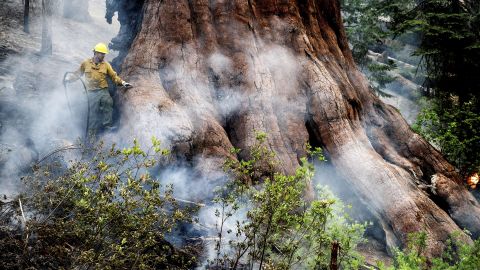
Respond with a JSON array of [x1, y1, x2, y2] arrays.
[[63, 72, 90, 142]]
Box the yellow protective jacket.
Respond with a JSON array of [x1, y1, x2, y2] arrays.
[[74, 58, 124, 90]]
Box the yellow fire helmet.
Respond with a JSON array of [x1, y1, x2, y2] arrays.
[[93, 43, 109, 54]]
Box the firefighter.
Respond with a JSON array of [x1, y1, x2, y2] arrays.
[[66, 43, 131, 135]]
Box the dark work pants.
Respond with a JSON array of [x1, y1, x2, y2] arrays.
[[87, 88, 113, 136]]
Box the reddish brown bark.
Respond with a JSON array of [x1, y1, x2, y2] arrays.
[[113, 0, 480, 256]]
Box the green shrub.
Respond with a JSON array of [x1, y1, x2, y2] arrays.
[[378, 232, 480, 270], [0, 138, 196, 269], [209, 132, 367, 269], [413, 99, 480, 174]]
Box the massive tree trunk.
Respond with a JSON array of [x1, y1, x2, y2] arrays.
[[109, 0, 480, 257]]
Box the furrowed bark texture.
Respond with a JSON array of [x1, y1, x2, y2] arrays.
[[110, 0, 480, 256]]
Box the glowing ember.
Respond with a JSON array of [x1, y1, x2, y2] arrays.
[[467, 173, 479, 189]]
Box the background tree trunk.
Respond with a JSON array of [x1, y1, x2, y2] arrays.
[[40, 0, 52, 55], [109, 0, 480, 257], [23, 0, 30, 33]]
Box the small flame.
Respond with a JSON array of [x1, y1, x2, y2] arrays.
[[467, 173, 479, 189]]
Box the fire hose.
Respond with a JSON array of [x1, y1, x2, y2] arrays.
[[62, 72, 90, 141]]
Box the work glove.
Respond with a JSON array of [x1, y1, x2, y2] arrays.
[[122, 81, 132, 88]]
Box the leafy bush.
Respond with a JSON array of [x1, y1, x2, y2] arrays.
[[378, 232, 480, 270], [1, 134, 478, 269], [209, 132, 367, 269], [413, 99, 480, 174], [0, 139, 197, 269]]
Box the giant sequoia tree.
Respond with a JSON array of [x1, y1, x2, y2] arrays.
[[108, 0, 480, 257]]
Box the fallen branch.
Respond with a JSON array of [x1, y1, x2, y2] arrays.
[[18, 198, 26, 226]]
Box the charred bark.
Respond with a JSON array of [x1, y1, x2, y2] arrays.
[[108, 0, 480, 257], [330, 241, 339, 270], [105, 0, 145, 70]]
